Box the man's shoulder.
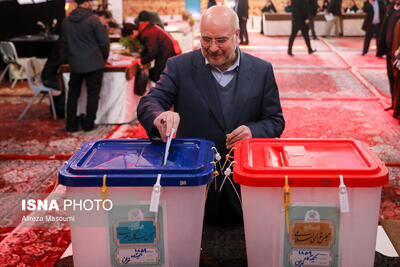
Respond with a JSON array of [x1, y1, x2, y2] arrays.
[[168, 49, 201, 64], [86, 13, 102, 25]]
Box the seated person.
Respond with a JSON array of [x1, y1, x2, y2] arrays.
[[262, 0, 277, 13], [41, 41, 67, 118], [284, 0, 292, 12], [344, 0, 359, 13], [41, 41, 66, 90], [261, 0, 277, 34], [320, 0, 329, 13]]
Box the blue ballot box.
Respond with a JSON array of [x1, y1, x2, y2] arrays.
[[58, 138, 214, 267]]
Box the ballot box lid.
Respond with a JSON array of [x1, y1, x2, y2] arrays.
[[58, 139, 215, 187], [233, 138, 388, 187]]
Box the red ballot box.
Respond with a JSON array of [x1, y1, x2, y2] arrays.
[[233, 139, 388, 267]]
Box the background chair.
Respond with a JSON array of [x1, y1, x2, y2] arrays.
[[0, 41, 27, 88], [18, 57, 58, 120]]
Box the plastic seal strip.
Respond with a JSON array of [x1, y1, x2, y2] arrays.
[[339, 174, 349, 213], [150, 128, 175, 213]]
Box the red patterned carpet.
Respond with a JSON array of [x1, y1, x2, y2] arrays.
[[360, 69, 392, 97], [1, 33, 399, 266], [276, 69, 377, 99]]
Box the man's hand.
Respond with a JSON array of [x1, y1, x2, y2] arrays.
[[305, 19, 310, 24], [226, 125, 252, 150], [154, 111, 180, 142]]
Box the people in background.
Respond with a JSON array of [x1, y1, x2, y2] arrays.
[[385, 0, 395, 14], [324, 0, 342, 37], [345, 0, 359, 13], [288, 0, 316, 55], [134, 10, 164, 29], [284, 0, 292, 12], [121, 22, 141, 53], [208, 0, 217, 8], [41, 37, 68, 119], [362, 0, 385, 55], [60, 0, 109, 132], [136, 5, 284, 225], [235, 0, 249, 45], [394, 45, 400, 122], [133, 10, 176, 82], [42, 41, 65, 91], [377, 0, 400, 112], [97, 10, 120, 34], [260, 0, 277, 35], [321, 0, 330, 12], [308, 0, 319, 40]]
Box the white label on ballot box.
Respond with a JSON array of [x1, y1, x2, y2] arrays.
[[116, 247, 160, 265], [109, 203, 166, 266], [289, 249, 333, 266]]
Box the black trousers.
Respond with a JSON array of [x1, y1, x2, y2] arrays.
[[204, 174, 243, 226], [386, 51, 395, 106], [66, 69, 103, 131], [309, 16, 317, 39], [288, 20, 313, 53], [239, 19, 249, 44], [363, 24, 380, 54]]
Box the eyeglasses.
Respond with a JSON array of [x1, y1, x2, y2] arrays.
[[201, 36, 232, 47]]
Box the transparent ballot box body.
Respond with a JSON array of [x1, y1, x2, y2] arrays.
[[233, 139, 388, 267], [58, 138, 214, 267]]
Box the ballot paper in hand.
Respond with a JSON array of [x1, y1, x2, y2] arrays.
[[324, 12, 334, 21]]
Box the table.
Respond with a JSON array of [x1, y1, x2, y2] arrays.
[[263, 13, 366, 36], [58, 60, 142, 125], [9, 34, 59, 58]]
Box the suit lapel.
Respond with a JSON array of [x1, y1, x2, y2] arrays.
[[192, 51, 226, 131], [229, 50, 255, 131]]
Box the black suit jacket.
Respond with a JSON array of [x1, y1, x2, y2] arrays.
[[291, 0, 310, 22], [362, 0, 386, 31], [137, 49, 285, 155]]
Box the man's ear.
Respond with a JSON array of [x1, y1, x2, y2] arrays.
[[235, 29, 240, 43]]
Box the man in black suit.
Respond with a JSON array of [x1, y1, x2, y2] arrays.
[[235, 0, 249, 45], [288, 0, 316, 55], [362, 0, 385, 55], [137, 5, 284, 224]]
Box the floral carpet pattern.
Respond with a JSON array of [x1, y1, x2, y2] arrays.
[[0, 33, 400, 266]]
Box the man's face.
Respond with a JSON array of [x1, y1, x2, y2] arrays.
[[200, 21, 239, 71]]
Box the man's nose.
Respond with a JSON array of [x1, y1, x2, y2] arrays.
[[209, 41, 219, 52]]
